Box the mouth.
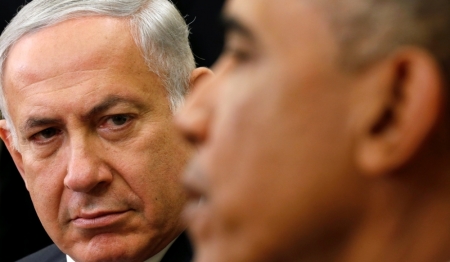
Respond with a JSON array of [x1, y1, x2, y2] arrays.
[[72, 210, 131, 229], [183, 196, 202, 220], [182, 181, 206, 223], [182, 160, 207, 203], [183, 196, 213, 242], [182, 160, 211, 235]]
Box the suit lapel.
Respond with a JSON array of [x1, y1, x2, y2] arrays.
[[160, 232, 193, 262]]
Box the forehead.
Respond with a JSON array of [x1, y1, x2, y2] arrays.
[[4, 16, 144, 90], [223, 0, 337, 59], [224, 0, 328, 32]]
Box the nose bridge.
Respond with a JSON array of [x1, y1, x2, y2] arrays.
[[64, 132, 111, 192], [176, 72, 219, 143]]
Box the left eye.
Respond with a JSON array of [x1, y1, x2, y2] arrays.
[[97, 114, 135, 140], [100, 114, 134, 130]]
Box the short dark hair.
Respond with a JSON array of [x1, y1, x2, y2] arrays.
[[324, 0, 450, 75]]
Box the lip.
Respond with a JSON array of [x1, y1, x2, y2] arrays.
[[183, 199, 201, 223], [182, 185, 205, 226], [72, 210, 130, 229]]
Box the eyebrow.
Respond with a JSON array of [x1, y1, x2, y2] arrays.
[[221, 14, 255, 41], [21, 95, 145, 134], [82, 95, 143, 120]]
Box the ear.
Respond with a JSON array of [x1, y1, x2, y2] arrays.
[[0, 120, 28, 189], [355, 47, 443, 175], [189, 67, 214, 94]]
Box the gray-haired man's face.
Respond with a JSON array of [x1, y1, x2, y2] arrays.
[[0, 16, 192, 261]]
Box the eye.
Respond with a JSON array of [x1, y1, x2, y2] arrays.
[[98, 114, 136, 141], [30, 128, 62, 144], [110, 115, 129, 126], [99, 114, 134, 131], [222, 32, 254, 63], [224, 46, 252, 62]]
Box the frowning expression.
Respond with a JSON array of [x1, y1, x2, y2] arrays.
[[1, 17, 191, 262]]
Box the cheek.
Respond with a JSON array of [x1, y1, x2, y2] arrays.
[[21, 154, 66, 237], [123, 125, 190, 185], [117, 125, 190, 215], [198, 75, 358, 254], [23, 153, 65, 205]]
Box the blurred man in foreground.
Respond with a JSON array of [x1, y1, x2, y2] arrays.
[[176, 0, 450, 261], [0, 0, 210, 261]]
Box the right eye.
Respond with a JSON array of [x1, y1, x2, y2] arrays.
[[223, 45, 252, 62], [30, 128, 62, 144], [222, 31, 254, 64]]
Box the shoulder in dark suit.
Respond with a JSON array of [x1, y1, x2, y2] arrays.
[[161, 232, 193, 262], [16, 244, 65, 262], [16, 232, 193, 262]]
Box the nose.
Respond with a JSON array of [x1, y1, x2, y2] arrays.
[[64, 137, 112, 192], [175, 74, 216, 146]]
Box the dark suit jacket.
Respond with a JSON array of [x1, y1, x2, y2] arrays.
[[16, 232, 192, 262]]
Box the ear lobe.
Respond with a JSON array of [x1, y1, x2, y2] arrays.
[[189, 67, 214, 94], [0, 120, 28, 189], [356, 48, 443, 176]]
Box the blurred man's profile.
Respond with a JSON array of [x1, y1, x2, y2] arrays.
[[176, 0, 450, 261]]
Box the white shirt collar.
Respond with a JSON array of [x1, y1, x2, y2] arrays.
[[66, 236, 177, 262]]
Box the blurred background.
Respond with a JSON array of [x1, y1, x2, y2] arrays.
[[0, 0, 224, 261]]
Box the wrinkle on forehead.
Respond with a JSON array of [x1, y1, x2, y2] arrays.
[[3, 16, 143, 91], [11, 69, 111, 95]]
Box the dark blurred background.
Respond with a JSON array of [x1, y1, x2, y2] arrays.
[[0, 0, 224, 261]]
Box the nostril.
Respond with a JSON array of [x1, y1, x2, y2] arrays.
[[175, 109, 210, 145], [184, 131, 202, 145]]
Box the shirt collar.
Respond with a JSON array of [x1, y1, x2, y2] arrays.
[[66, 236, 177, 262]]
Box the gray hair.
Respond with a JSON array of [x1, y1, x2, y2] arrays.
[[0, 0, 196, 147], [321, 0, 450, 72]]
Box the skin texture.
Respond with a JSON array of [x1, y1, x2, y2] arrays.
[[0, 17, 193, 262], [175, 0, 450, 262]]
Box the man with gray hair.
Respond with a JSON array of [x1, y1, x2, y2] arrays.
[[0, 0, 211, 261], [176, 0, 450, 261]]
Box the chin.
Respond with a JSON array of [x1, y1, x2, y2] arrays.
[[193, 246, 250, 262], [74, 252, 143, 262], [67, 239, 150, 262]]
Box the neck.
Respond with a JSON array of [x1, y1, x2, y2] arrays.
[[338, 165, 450, 262]]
